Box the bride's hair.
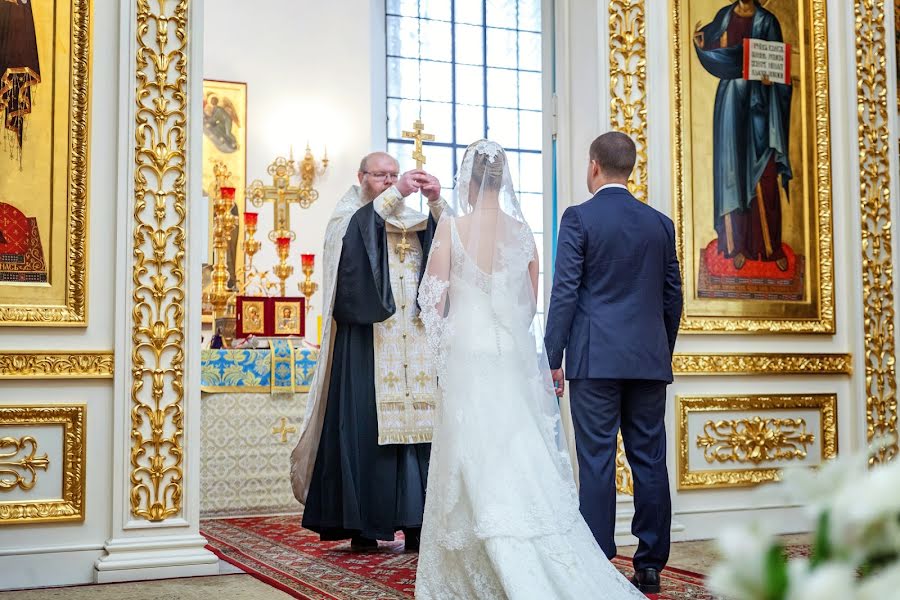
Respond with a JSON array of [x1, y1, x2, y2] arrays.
[[468, 140, 506, 196]]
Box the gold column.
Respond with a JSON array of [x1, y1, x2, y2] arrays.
[[608, 0, 648, 203], [855, 0, 899, 464], [129, 0, 188, 521]]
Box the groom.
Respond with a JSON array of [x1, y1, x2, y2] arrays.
[[544, 132, 683, 594]]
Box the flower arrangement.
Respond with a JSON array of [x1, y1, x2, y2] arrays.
[[707, 447, 900, 600]]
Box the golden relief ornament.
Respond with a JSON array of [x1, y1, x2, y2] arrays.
[[855, 0, 899, 464], [0, 352, 113, 379], [0, 405, 85, 525], [129, 0, 188, 522], [609, 0, 648, 202], [0, 0, 90, 325], [0, 437, 49, 491], [697, 416, 814, 465], [676, 395, 837, 490], [672, 353, 852, 376], [671, 0, 835, 333]]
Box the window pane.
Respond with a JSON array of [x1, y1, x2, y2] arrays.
[[455, 24, 484, 66], [487, 67, 518, 108], [487, 107, 519, 148], [518, 110, 542, 150], [387, 57, 421, 98], [506, 149, 522, 190], [519, 191, 544, 229], [455, 0, 484, 25], [518, 71, 542, 110], [420, 61, 453, 102], [419, 101, 453, 143], [519, 31, 542, 71], [455, 64, 485, 106], [518, 0, 541, 32], [486, 28, 517, 69], [519, 152, 542, 192], [420, 19, 452, 62], [421, 145, 455, 191], [387, 16, 421, 58], [387, 0, 418, 17], [387, 98, 423, 139], [456, 104, 485, 143], [486, 0, 517, 28], [421, 0, 451, 21]]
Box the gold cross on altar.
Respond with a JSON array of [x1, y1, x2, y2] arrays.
[[401, 119, 434, 169], [272, 417, 296, 444]]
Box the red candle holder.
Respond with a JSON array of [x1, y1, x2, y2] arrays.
[[243, 211, 258, 227], [220, 186, 236, 200], [276, 236, 291, 251], [301, 253, 315, 269]]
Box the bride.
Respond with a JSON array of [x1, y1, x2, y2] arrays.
[[415, 140, 647, 599]]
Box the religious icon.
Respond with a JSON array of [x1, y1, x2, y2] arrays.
[[0, 0, 90, 324], [673, 0, 834, 333], [202, 80, 246, 292], [241, 300, 265, 335], [274, 301, 301, 336]]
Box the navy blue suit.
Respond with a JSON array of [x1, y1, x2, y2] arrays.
[[544, 186, 682, 571]]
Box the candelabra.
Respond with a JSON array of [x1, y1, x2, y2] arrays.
[[239, 210, 262, 292], [273, 235, 294, 297], [210, 165, 237, 319], [298, 254, 318, 314]]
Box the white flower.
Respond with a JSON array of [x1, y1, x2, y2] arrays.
[[856, 563, 900, 600], [706, 525, 777, 600], [785, 562, 856, 600], [829, 458, 900, 557], [781, 454, 867, 515]]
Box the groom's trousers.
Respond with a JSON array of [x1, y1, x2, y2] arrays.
[[569, 378, 671, 571]]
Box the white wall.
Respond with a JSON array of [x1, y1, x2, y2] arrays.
[[0, 0, 120, 588], [203, 0, 386, 324]]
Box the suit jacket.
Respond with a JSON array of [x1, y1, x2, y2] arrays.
[[544, 187, 683, 382]]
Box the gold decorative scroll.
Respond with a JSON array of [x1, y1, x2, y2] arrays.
[[609, 0, 647, 202], [672, 353, 852, 376], [855, 0, 899, 464], [0, 405, 86, 525], [697, 416, 814, 465], [0, 352, 114, 379], [0, 437, 49, 491], [129, 0, 189, 522], [676, 394, 837, 490], [615, 434, 633, 495]]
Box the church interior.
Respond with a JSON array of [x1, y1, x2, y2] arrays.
[[1, 0, 899, 598]]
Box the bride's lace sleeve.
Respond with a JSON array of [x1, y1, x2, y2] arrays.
[[418, 217, 452, 364]]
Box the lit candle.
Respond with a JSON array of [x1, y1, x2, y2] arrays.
[[220, 186, 236, 201], [301, 253, 315, 269], [244, 211, 258, 227], [276, 236, 291, 251]]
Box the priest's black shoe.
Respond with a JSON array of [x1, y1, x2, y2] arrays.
[[350, 536, 377, 552], [631, 568, 661, 594], [403, 528, 421, 552]]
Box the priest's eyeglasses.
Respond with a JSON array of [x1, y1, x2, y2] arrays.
[[362, 171, 399, 181]]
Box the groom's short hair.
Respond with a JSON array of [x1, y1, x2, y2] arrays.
[[590, 132, 636, 179]]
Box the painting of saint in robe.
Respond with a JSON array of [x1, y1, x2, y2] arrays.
[[0, 202, 47, 282], [693, 0, 798, 299], [0, 0, 41, 164], [203, 92, 240, 154]]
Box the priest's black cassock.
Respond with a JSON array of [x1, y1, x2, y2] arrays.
[[301, 200, 438, 541]]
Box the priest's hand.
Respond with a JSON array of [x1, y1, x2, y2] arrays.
[[420, 173, 442, 203], [397, 169, 428, 197]]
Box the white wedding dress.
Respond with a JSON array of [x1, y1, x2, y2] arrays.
[[415, 141, 646, 600]]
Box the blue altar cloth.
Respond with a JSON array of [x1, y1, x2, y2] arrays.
[[200, 342, 319, 394]]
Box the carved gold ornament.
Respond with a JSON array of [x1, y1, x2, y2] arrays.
[[0, 437, 49, 491], [0, 352, 113, 379], [0, 405, 86, 525], [676, 395, 837, 490], [672, 353, 851, 376], [129, 0, 189, 522], [609, 0, 647, 202], [855, 0, 899, 464], [697, 417, 814, 465], [615, 434, 633, 495]]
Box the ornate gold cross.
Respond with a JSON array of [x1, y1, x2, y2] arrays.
[[395, 230, 412, 263], [401, 119, 434, 169], [272, 417, 296, 444]]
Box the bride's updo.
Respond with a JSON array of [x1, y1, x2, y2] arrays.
[[467, 140, 506, 199]]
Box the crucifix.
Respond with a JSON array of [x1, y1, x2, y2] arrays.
[[272, 417, 297, 444], [402, 119, 434, 169]]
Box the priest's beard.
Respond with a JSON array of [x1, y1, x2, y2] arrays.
[[360, 180, 386, 204]]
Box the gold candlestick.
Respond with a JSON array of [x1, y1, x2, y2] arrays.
[[210, 164, 237, 319], [273, 235, 294, 297], [298, 254, 318, 315]]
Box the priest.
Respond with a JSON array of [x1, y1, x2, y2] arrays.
[[290, 151, 446, 552]]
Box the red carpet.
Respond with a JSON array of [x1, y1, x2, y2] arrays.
[[201, 515, 714, 599]]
